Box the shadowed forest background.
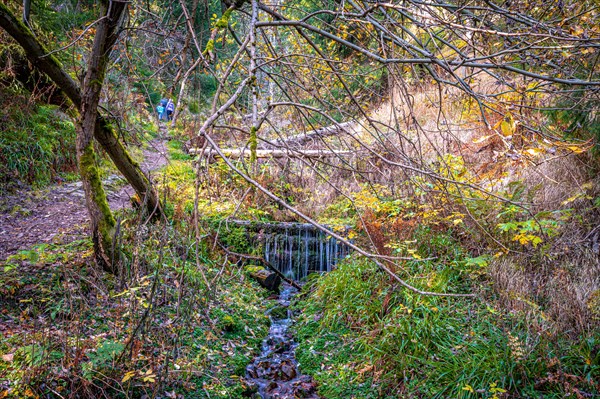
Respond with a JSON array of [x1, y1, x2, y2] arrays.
[[1, 0, 599, 398]]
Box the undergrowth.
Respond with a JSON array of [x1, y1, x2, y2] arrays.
[[291, 170, 600, 398], [294, 251, 599, 398], [0, 212, 270, 398], [0, 95, 77, 190]]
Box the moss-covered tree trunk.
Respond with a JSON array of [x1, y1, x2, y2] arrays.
[[77, 134, 117, 271], [76, 0, 127, 272]]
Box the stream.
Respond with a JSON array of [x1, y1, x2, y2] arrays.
[[240, 221, 350, 397], [245, 283, 319, 399]]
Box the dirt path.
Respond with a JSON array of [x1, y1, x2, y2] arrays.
[[0, 137, 169, 262]]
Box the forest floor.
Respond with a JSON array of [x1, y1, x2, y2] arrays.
[[0, 133, 169, 263]]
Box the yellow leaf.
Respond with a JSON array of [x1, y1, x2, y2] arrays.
[[500, 113, 516, 137], [463, 384, 475, 393], [525, 148, 542, 156], [567, 146, 586, 154], [122, 371, 136, 383], [142, 369, 156, 383]]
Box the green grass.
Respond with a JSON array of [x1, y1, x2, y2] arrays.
[[167, 140, 193, 161], [0, 215, 271, 399], [292, 235, 599, 398]]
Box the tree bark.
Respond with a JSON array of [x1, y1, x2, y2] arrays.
[[0, 2, 162, 218], [265, 121, 355, 148], [245, 266, 281, 292], [77, 0, 129, 272]]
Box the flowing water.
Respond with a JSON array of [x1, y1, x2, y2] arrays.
[[262, 224, 350, 280], [245, 284, 319, 399], [237, 221, 350, 398]]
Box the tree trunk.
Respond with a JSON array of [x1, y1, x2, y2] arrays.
[[75, 0, 128, 272], [77, 128, 116, 271], [0, 2, 162, 218], [245, 266, 281, 292], [265, 121, 355, 148]]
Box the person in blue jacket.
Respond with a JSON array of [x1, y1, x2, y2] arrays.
[[157, 98, 169, 120], [166, 99, 175, 121]]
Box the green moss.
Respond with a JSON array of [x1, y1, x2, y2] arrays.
[[204, 39, 215, 55], [243, 264, 264, 275], [220, 315, 238, 332], [268, 305, 287, 320], [214, 9, 232, 29], [79, 142, 116, 250], [249, 126, 257, 164]]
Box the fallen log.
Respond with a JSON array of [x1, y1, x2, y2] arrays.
[[189, 148, 356, 159], [266, 121, 355, 148], [213, 236, 303, 289], [245, 265, 282, 292]]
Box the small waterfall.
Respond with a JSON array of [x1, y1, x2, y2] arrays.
[[223, 220, 351, 280], [256, 223, 351, 280]]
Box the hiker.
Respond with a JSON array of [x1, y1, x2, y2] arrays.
[[166, 99, 175, 121], [157, 98, 169, 120], [156, 104, 165, 120]]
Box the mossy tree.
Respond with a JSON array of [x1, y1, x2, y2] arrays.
[[75, 0, 128, 272], [0, 2, 165, 272]]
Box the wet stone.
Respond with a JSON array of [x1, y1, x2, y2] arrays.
[[280, 360, 297, 380]]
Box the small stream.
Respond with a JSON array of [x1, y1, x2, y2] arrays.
[[245, 283, 319, 399]]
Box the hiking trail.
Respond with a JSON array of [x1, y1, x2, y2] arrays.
[[0, 135, 169, 262]]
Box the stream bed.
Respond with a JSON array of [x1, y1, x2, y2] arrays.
[[245, 283, 319, 398]]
